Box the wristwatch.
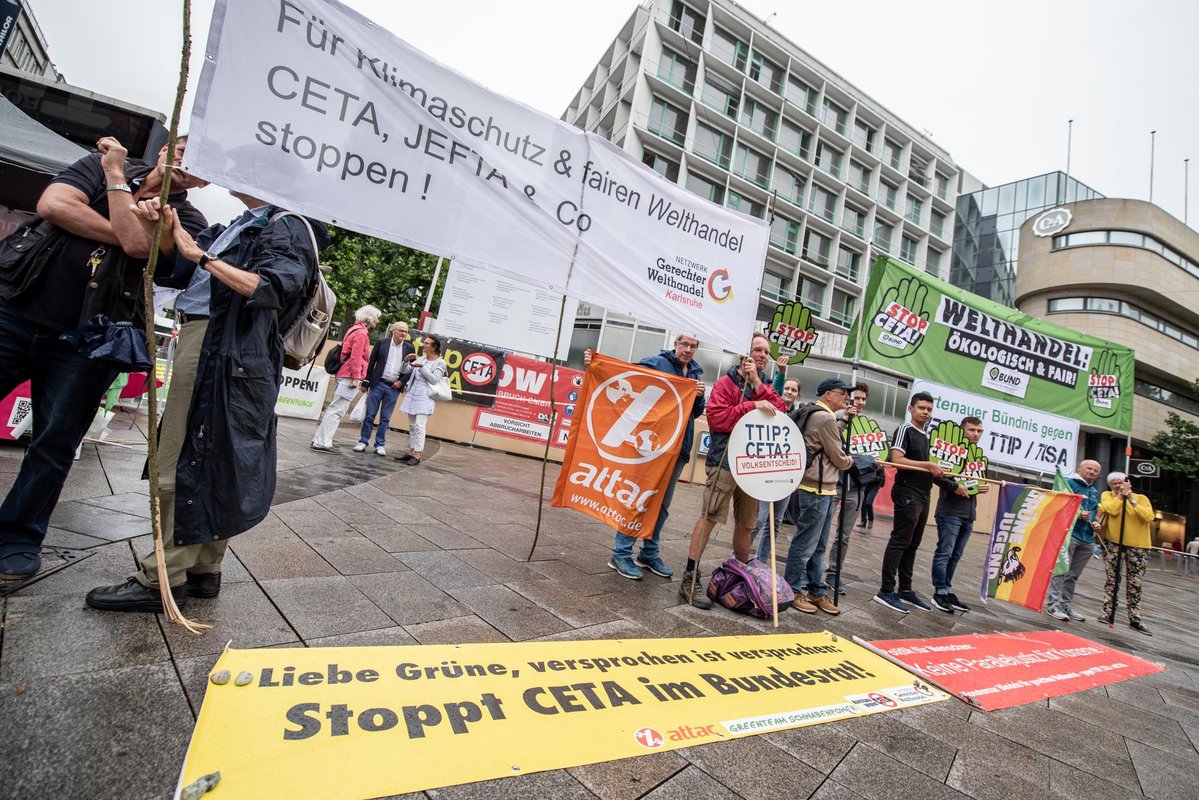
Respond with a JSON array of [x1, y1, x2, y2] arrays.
[[198, 251, 219, 269]]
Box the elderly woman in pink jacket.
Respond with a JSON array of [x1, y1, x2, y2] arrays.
[[311, 305, 379, 451]]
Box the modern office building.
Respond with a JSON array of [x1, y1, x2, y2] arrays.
[[1016, 198, 1199, 523], [560, 0, 966, 426], [951, 171, 1103, 307], [0, 1, 56, 79]]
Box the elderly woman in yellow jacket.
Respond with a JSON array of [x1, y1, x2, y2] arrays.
[[1098, 471, 1155, 635]]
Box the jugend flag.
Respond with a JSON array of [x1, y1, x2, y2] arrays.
[[1051, 469, 1084, 576], [982, 483, 1082, 611], [552, 353, 696, 539]]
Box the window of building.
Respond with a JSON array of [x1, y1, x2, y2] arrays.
[[905, 195, 923, 225], [874, 220, 894, 252], [711, 26, 748, 71], [693, 123, 732, 168], [748, 51, 784, 94], [935, 172, 951, 201], [830, 289, 856, 326], [642, 150, 680, 182], [926, 248, 943, 275], [930, 209, 946, 238], [807, 184, 837, 222], [761, 271, 788, 302], [877, 179, 897, 210], [1136, 380, 1199, 416], [1109, 231, 1145, 247], [836, 246, 861, 281], [726, 190, 765, 218], [777, 119, 811, 160], [899, 235, 919, 264], [881, 137, 903, 170], [814, 142, 843, 179], [803, 230, 831, 267], [821, 98, 847, 135], [739, 99, 777, 140], [784, 76, 818, 116], [657, 47, 697, 92], [685, 171, 724, 203], [774, 168, 804, 205], [647, 97, 687, 145], [847, 159, 870, 194], [770, 215, 800, 255], [841, 204, 866, 238], [1049, 296, 1199, 353], [732, 143, 771, 187], [700, 71, 739, 118], [802, 277, 826, 314], [852, 119, 875, 152], [668, 0, 705, 44]]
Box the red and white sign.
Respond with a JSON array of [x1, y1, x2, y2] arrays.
[[863, 631, 1164, 711], [471, 355, 581, 446]]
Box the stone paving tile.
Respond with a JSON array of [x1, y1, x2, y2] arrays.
[[1047, 760, 1146, 800], [807, 780, 869, 800], [7, 539, 138, 597], [507, 579, 625, 628], [304, 533, 412, 575], [679, 736, 824, 799], [227, 530, 340, 580], [426, 769, 596, 799], [568, 752, 688, 799], [640, 764, 741, 798], [404, 615, 511, 644], [395, 551, 496, 590], [452, 548, 554, 584], [1, 592, 170, 682], [40, 527, 110, 550], [831, 711, 956, 781], [47, 500, 152, 541], [829, 743, 971, 800], [1126, 738, 1199, 799], [175, 653, 222, 716], [762, 724, 857, 775], [0, 662, 193, 800], [533, 619, 653, 642], [158, 582, 300, 659], [404, 522, 486, 550], [449, 584, 574, 641], [74, 490, 153, 518], [1049, 690, 1196, 757], [304, 626, 419, 647], [347, 571, 468, 626], [259, 576, 395, 640], [355, 521, 438, 552], [530, 559, 641, 598]]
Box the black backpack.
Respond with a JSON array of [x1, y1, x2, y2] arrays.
[[323, 343, 348, 375]]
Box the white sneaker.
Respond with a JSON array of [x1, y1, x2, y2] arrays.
[[1048, 606, 1070, 621], [352, 442, 367, 452], [375, 446, 386, 456]]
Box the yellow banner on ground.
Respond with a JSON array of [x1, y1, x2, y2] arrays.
[[180, 633, 945, 798]]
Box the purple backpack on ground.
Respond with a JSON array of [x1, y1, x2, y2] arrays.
[[706, 557, 795, 618]]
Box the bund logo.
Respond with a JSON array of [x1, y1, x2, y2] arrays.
[[586, 371, 685, 465], [707, 268, 733, 303]]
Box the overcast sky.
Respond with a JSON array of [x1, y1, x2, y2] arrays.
[[26, 0, 1199, 226]]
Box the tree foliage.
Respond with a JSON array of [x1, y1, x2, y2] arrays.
[[319, 225, 446, 335], [1150, 379, 1199, 478]]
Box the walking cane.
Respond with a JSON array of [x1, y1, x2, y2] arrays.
[[1106, 494, 1128, 628]]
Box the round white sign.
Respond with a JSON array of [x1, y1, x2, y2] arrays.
[[726, 409, 807, 501], [1033, 207, 1072, 237]]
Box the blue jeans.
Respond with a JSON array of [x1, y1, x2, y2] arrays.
[[932, 513, 973, 593], [613, 455, 685, 561], [770, 490, 833, 597], [749, 495, 789, 556], [358, 380, 401, 447], [0, 303, 117, 560]]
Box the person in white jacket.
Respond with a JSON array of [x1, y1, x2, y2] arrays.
[[395, 334, 448, 467]]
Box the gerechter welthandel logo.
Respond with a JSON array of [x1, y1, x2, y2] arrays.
[[707, 268, 732, 303], [585, 371, 685, 465]]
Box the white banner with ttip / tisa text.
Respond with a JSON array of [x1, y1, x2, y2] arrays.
[[186, 0, 769, 354]]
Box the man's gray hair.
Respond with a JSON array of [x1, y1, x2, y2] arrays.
[[1106, 471, 1128, 484], [355, 305, 382, 324], [387, 321, 410, 333]]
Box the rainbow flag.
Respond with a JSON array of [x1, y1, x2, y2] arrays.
[[1051, 469, 1083, 576], [981, 482, 1083, 611]]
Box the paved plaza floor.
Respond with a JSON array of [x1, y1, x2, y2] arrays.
[[1, 413, 1197, 799]]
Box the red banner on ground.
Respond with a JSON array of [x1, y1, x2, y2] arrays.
[[862, 631, 1164, 711]]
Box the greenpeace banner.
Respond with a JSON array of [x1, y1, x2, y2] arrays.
[[275, 366, 331, 420], [864, 631, 1164, 711], [187, 0, 769, 355], [551, 353, 695, 538], [846, 258, 1134, 431], [913, 379, 1078, 474], [179, 634, 947, 798], [982, 482, 1082, 611]]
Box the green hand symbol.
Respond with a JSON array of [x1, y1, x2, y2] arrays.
[[1087, 348, 1120, 419], [846, 414, 889, 461], [868, 275, 931, 360], [928, 420, 968, 474], [768, 301, 819, 364], [961, 441, 989, 496]]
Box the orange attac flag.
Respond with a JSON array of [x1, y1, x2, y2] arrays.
[[552, 353, 697, 539]]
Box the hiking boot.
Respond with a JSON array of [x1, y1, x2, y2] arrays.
[[678, 570, 712, 609], [1065, 606, 1084, 621], [946, 593, 971, 613], [1048, 606, 1070, 621], [899, 590, 932, 611], [635, 554, 673, 578], [872, 591, 909, 613], [931, 593, 955, 613], [807, 593, 840, 615], [1130, 619, 1152, 636], [791, 592, 818, 614], [607, 556, 643, 580]]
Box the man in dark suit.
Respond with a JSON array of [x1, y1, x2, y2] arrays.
[[354, 320, 414, 456]]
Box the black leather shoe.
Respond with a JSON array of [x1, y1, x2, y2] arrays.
[[394, 453, 415, 463], [86, 577, 188, 613], [186, 571, 222, 599], [1130, 619, 1153, 636]]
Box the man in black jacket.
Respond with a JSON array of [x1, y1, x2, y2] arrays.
[[0, 136, 207, 582], [354, 320, 414, 456]]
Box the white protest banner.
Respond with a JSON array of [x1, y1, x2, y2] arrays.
[[726, 409, 806, 501], [912, 379, 1078, 474], [276, 367, 330, 420], [435, 262, 577, 359], [187, 0, 769, 355]]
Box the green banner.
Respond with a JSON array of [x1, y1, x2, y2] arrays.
[[766, 301, 819, 364], [844, 258, 1134, 431]]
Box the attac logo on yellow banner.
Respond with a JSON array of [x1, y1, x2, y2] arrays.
[[180, 633, 946, 799], [551, 353, 697, 538]]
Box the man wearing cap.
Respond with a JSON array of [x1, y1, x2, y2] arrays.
[[770, 377, 854, 615]]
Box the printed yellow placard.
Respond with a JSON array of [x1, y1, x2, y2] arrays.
[[180, 633, 945, 798]]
